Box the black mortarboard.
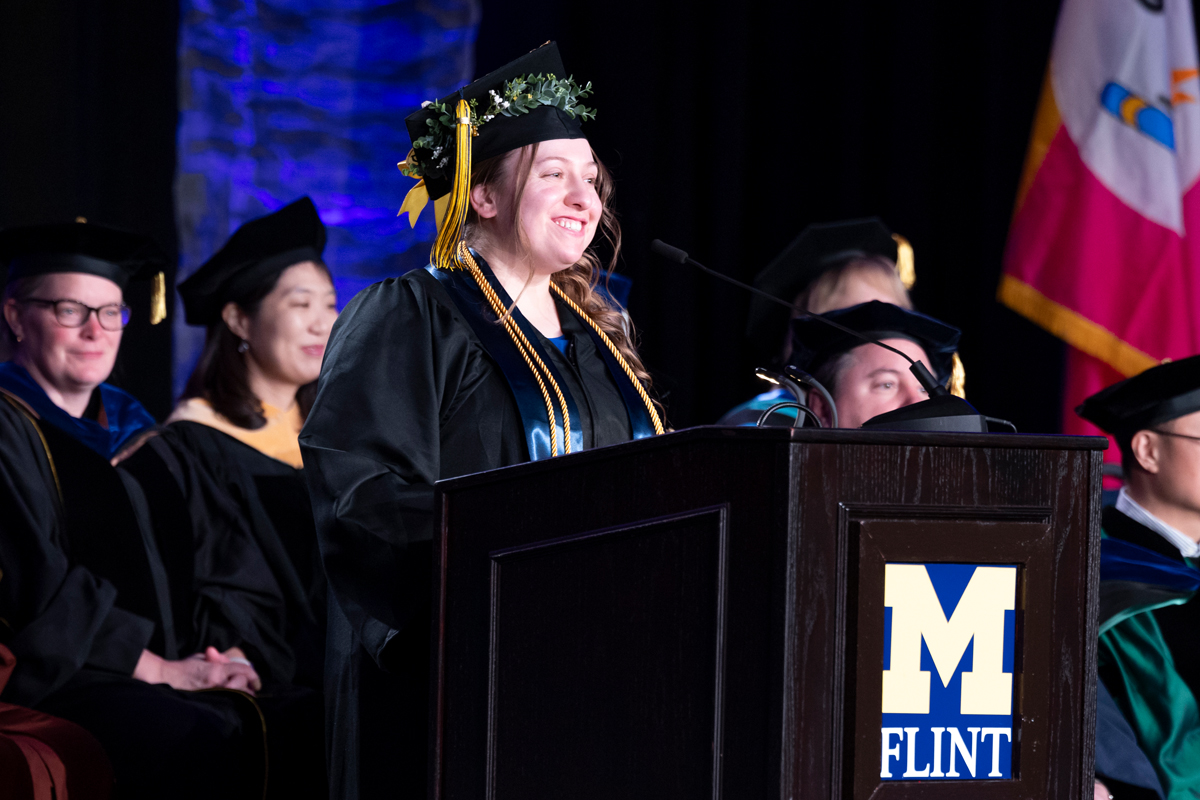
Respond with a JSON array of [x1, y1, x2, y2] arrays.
[[1076, 355, 1200, 436], [0, 221, 164, 289], [0, 220, 168, 322], [403, 42, 586, 203], [178, 197, 326, 325], [789, 300, 960, 384], [747, 218, 912, 351]]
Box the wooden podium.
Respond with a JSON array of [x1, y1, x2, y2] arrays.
[[431, 427, 1105, 799]]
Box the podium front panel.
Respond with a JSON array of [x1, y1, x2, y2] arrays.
[[488, 507, 728, 798]]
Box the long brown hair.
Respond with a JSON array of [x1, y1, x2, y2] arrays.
[[464, 143, 656, 398], [181, 263, 328, 429]]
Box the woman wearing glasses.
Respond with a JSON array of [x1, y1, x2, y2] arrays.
[[0, 221, 266, 798]]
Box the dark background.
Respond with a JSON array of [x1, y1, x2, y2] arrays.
[[0, 0, 179, 417], [0, 0, 1070, 430]]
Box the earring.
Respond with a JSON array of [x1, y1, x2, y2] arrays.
[[238, 340, 249, 353]]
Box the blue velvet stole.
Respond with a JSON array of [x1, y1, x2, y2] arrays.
[[0, 361, 157, 460], [1098, 536, 1200, 635], [427, 258, 655, 461]]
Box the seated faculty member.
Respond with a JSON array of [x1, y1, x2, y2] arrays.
[[124, 197, 337, 692], [0, 221, 265, 798], [719, 219, 918, 426], [301, 42, 664, 799], [1078, 355, 1200, 798], [118, 198, 337, 797], [787, 300, 960, 429]]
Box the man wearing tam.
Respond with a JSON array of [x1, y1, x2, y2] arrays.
[[780, 300, 960, 429], [303, 42, 662, 797], [1077, 355, 1200, 798]]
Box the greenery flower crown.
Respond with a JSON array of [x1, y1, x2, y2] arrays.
[[401, 73, 596, 185]]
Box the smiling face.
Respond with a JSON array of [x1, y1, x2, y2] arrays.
[[3, 272, 124, 400], [471, 138, 602, 276], [232, 261, 337, 393], [828, 337, 932, 428]]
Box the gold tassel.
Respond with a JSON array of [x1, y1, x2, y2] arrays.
[[150, 271, 167, 325], [949, 352, 966, 398], [893, 233, 916, 289], [433, 194, 452, 230], [431, 99, 475, 271]]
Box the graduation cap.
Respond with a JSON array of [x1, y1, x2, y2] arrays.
[[0, 219, 168, 323], [178, 197, 326, 326], [746, 218, 914, 350], [397, 41, 595, 272], [1076, 355, 1200, 436], [789, 300, 960, 384]]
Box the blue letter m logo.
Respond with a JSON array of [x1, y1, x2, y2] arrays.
[[880, 563, 1017, 781]]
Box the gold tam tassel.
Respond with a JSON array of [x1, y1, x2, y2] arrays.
[[949, 352, 966, 398], [150, 271, 167, 325], [893, 233, 915, 289], [432, 99, 475, 271]]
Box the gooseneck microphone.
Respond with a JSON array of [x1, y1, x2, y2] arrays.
[[650, 238, 1009, 433]]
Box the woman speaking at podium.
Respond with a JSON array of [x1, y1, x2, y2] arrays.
[[301, 42, 662, 797]]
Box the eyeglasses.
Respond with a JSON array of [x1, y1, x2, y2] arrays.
[[1151, 429, 1200, 443], [23, 298, 131, 331]]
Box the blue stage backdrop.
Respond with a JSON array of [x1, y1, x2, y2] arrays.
[[174, 0, 480, 399]]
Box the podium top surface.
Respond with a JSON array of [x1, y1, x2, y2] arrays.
[[436, 424, 1108, 492]]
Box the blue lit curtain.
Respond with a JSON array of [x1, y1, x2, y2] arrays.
[[174, 0, 479, 397]]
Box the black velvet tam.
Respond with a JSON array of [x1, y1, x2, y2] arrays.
[[404, 41, 587, 201], [0, 221, 164, 290], [789, 300, 961, 383], [1077, 354, 1200, 435], [178, 196, 326, 325], [747, 217, 898, 349]]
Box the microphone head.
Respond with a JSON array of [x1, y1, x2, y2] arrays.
[[650, 239, 689, 265]]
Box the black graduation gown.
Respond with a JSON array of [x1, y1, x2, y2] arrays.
[[120, 421, 325, 689], [118, 421, 329, 798], [302, 266, 634, 799], [0, 394, 263, 799], [1102, 505, 1200, 701]]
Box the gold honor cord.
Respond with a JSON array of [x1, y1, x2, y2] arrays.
[[460, 246, 572, 456], [549, 283, 665, 436]]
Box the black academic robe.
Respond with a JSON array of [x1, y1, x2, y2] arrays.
[[120, 421, 325, 689], [119, 421, 329, 798], [302, 266, 634, 799], [1102, 505, 1200, 702], [0, 395, 263, 799]]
